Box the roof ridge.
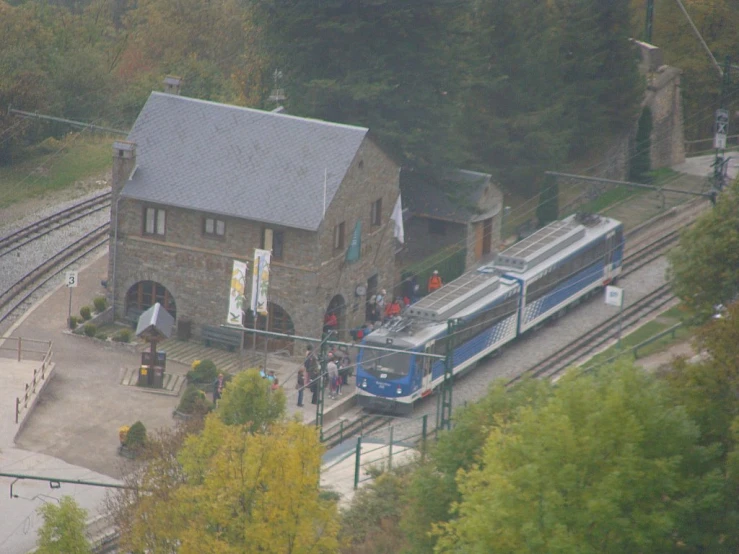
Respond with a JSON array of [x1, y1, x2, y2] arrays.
[[149, 92, 369, 133]]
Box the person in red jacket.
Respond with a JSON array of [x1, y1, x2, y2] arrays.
[[323, 312, 338, 332], [384, 297, 402, 320], [428, 270, 443, 293]]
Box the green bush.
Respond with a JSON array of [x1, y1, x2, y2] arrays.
[[95, 331, 108, 341], [125, 421, 147, 450], [93, 296, 108, 313], [177, 384, 212, 415], [112, 328, 132, 343], [68, 316, 79, 330], [80, 306, 92, 320], [186, 359, 218, 384], [83, 323, 97, 337]]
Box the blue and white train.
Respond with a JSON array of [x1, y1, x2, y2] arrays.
[[355, 213, 624, 414]]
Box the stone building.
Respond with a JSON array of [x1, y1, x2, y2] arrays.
[[108, 88, 400, 351], [396, 169, 503, 291]]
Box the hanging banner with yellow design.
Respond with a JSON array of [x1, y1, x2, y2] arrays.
[[227, 260, 248, 325], [251, 248, 271, 315]]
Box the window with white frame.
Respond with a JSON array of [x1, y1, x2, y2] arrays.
[[144, 207, 166, 236], [204, 216, 226, 238]]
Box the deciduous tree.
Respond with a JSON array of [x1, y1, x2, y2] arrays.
[[216, 368, 285, 431], [36, 496, 91, 554], [118, 416, 339, 553], [434, 363, 703, 553], [667, 179, 739, 320]]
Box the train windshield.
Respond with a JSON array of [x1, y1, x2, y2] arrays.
[[366, 351, 411, 378]]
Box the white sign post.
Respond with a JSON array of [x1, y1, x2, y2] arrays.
[[605, 285, 624, 348], [65, 270, 78, 322]]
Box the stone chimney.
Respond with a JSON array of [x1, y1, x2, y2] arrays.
[[163, 75, 183, 95], [112, 141, 136, 197]]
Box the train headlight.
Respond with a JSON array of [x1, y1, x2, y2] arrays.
[[396, 387, 402, 395], [362, 379, 368, 388]]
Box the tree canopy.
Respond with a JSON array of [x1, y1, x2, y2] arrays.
[[0, 0, 655, 198], [434, 364, 703, 553], [36, 496, 91, 554], [116, 417, 339, 553], [216, 368, 286, 431], [668, 179, 739, 320]]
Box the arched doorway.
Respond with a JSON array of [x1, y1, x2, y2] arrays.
[[243, 302, 295, 354], [125, 281, 177, 320], [325, 294, 346, 340]]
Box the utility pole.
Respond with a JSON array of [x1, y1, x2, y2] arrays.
[[315, 332, 330, 436], [438, 318, 458, 431], [645, 0, 654, 43], [712, 56, 732, 196]]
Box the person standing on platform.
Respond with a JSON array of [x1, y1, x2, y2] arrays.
[[212, 373, 225, 407], [428, 270, 443, 293], [296, 368, 305, 407]]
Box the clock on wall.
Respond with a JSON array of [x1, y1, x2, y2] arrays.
[[355, 284, 367, 297]]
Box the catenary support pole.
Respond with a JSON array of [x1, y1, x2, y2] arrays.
[[353, 436, 362, 490], [439, 318, 457, 431]]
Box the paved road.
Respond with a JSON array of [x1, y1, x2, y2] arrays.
[[673, 152, 739, 181]]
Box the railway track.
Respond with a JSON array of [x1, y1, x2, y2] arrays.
[[512, 283, 675, 383], [331, 200, 709, 446], [322, 413, 394, 449], [0, 223, 109, 326], [0, 192, 110, 259]]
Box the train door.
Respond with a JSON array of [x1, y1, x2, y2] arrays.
[[420, 341, 435, 397], [603, 231, 616, 283]]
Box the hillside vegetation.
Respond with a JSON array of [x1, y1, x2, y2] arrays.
[[1, 0, 737, 195]]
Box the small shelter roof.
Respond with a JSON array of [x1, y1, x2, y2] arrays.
[[135, 303, 175, 341]]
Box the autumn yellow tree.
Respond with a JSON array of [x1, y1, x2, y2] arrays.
[[116, 416, 339, 553]]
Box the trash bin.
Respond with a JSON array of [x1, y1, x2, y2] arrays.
[[152, 366, 164, 389], [137, 365, 151, 386], [177, 319, 192, 341]]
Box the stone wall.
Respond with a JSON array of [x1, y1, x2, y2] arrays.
[[580, 42, 685, 186], [646, 65, 685, 168], [108, 136, 399, 344]]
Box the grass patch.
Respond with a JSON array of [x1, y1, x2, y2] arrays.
[[580, 185, 644, 214], [0, 134, 113, 208], [581, 304, 695, 371]]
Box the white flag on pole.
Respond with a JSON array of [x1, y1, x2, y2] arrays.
[[391, 195, 404, 244]]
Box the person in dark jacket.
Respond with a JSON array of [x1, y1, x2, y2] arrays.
[[296, 368, 305, 407]]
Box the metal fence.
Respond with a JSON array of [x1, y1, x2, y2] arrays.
[[322, 413, 436, 490], [0, 337, 55, 423]]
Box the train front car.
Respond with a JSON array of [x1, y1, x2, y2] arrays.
[[356, 268, 520, 414], [494, 213, 624, 334], [355, 328, 425, 415]]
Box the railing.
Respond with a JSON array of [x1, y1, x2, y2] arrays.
[[2, 337, 54, 424], [0, 336, 52, 362], [580, 322, 684, 374], [684, 134, 739, 155], [321, 413, 435, 490]]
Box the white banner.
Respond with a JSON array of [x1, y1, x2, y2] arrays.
[[604, 285, 624, 308], [251, 248, 271, 315], [227, 260, 248, 325]]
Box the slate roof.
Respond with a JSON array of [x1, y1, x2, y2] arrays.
[[401, 169, 493, 223], [121, 92, 369, 231]]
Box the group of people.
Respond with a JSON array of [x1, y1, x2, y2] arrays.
[[365, 270, 444, 325], [296, 345, 353, 407]]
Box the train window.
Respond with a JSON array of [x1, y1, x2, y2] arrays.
[[527, 240, 608, 303], [376, 352, 412, 377]]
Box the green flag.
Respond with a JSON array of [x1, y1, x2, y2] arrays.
[[345, 221, 362, 263]]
